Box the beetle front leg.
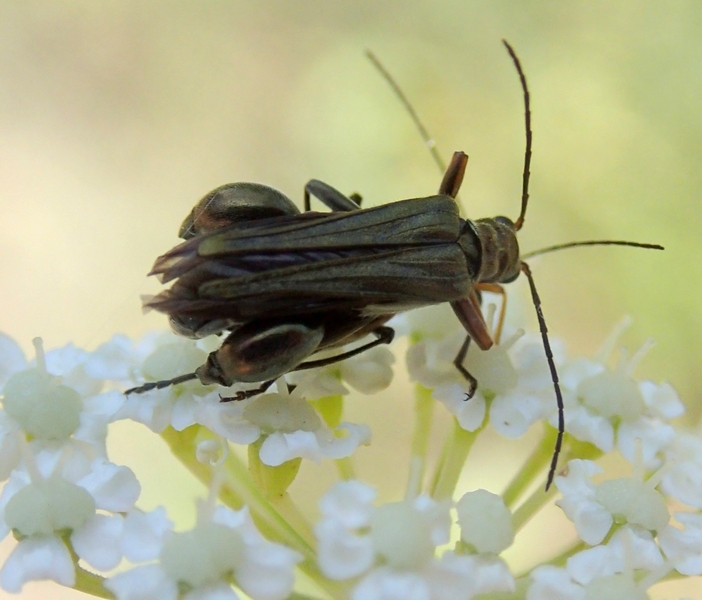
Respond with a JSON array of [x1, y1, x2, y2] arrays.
[[450, 289, 493, 397], [304, 180, 362, 212], [475, 282, 507, 344], [452, 335, 478, 398]]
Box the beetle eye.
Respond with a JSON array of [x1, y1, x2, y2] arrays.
[[494, 216, 515, 228]]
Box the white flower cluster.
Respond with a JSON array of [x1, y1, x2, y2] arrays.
[[0, 333, 308, 598], [315, 481, 514, 599], [0, 300, 699, 599]]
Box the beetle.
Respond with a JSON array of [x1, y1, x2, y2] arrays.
[[127, 41, 662, 487]]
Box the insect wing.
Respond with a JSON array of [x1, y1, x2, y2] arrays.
[[147, 196, 472, 320], [200, 195, 461, 254]]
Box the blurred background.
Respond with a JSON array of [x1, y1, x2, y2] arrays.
[[0, 1, 700, 598]]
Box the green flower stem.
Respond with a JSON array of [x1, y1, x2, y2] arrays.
[[161, 426, 347, 600], [502, 425, 605, 511], [430, 418, 479, 500], [502, 426, 558, 509], [407, 385, 434, 497], [510, 479, 559, 533], [548, 540, 587, 569], [66, 535, 113, 600], [268, 492, 317, 549], [248, 440, 302, 499], [335, 456, 355, 480], [311, 395, 344, 428]]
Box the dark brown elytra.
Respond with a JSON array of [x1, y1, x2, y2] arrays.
[[127, 41, 663, 490]]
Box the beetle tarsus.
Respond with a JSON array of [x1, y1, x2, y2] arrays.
[[220, 379, 276, 402]]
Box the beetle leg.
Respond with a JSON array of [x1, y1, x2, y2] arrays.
[[349, 192, 363, 207], [452, 335, 477, 398], [294, 326, 394, 370], [450, 289, 494, 398], [304, 180, 362, 212], [475, 282, 507, 344], [221, 378, 276, 401], [180, 182, 300, 239], [450, 291, 493, 351], [221, 326, 395, 402], [439, 151, 468, 198]]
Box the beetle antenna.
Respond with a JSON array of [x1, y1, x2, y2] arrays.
[[502, 40, 532, 232], [523, 240, 664, 259], [520, 262, 563, 490], [366, 49, 448, 175], [124, 372, 198, 395]]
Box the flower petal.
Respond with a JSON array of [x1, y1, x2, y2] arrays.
[[106, 564, 178, 600], [72, 513, 124, 570], [0, 535, 74, 592]]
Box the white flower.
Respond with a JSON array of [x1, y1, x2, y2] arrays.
[[389, 303, 460, 340], [539, 328, 683, 469], [659, 433, 702, 509], [340, 345, 395, 395], [314, 481, 515, 599], [528, 526, 666, 600], [106, 503, 300, 600], [107, 332, 233, 432], [659, 512, 702, 575], [407, 325, 541, 438], [528, 565, 586, 600], [555, 459, 669, 545], [456, 490, 514, 554], [239, 381, 371, 465], [0, 535, 76, 592], [0, 453, 141, 591], [287, 342, 395, 399], [0, 336, 123, 478]]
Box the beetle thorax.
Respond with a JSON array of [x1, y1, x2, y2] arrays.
[[471, 217, 521, 284]]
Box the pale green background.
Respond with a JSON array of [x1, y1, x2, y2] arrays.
[[0, 2, 700, 598]]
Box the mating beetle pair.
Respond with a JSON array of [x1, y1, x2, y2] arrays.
[[127, 41, 662, 488]]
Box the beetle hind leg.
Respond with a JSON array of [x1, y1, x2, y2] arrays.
[[198, 321, 326, 388], [219, 326, 395, 403], [304, 180, 363, 212]]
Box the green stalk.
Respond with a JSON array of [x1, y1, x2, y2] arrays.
[[161, 426, 347, 599], [73, 565, 113, 599], [406, 385, 435, 497], [514, 539, 586, 579], [335, 456, 355, 480], [510, 480, 558, 533], [430, 418, 479, 500], [502, 427, 557, 509]]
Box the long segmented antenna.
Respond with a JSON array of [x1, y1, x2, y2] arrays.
[[522, 239, 664, 259], [365, 50, 448, 176], [125, 372, 198, 395], [501, 40, 561, 490], [520, 262, 563, 490], [502, 40, 532, 232]]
